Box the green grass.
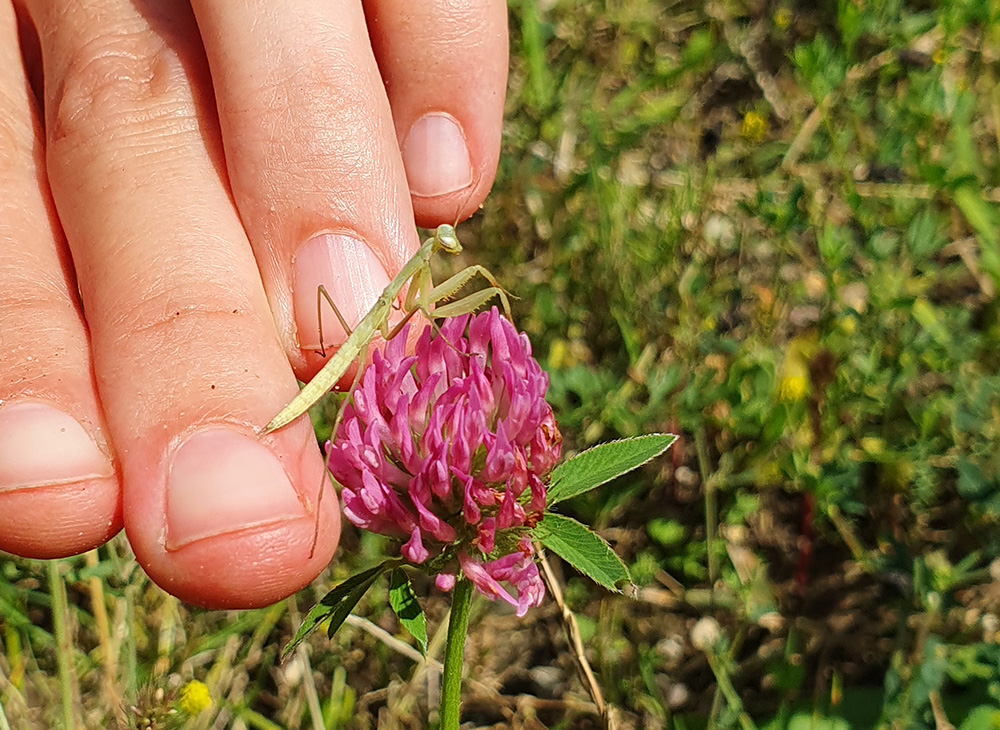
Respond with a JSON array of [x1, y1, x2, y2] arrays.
[[6, 0, 1000, 728]]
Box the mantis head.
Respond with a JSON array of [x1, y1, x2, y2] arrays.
[[433, 224, 463, 254]]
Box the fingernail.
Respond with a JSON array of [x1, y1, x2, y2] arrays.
[[401, 113, 473, 197], [292, 234, 391, 350], [0, 402, 113, 492], [165, 428, 305, 550]]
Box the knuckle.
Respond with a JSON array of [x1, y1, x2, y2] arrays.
[[240, 42, 382, 143], [0, 270, 66, 324], [94, 250, 262, 348], [97, 299, 260, 409], [0, 87, 39, 174], [0, 273, 80, 385], [48, 29, 196, 160], [108, 288, 246, 347], [103, 296, 254, 376]]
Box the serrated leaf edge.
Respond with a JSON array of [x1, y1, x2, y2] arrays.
[[547, 433, 677, 506], [535, 513, 632, 593]]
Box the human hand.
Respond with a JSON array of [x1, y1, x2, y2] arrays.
[[0, 0, 508, 609]]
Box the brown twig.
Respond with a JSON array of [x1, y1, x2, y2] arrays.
[[783, 99, 830, 170], [942, 236, 996, 298], [536, 548, 618, 730], [654, 169, 1000, 204], [826, 503, 867, 563]]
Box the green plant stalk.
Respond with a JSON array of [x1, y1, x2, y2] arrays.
[[83, 549, 120, 715], [519, 0, 552, 111], [440, 578, 473, 730], [238, 708, 285, 730], [47, 560, 75, 730], [705, 652, 758, 730], [122, 583, 139, 705], [695, 430, 718, 588]]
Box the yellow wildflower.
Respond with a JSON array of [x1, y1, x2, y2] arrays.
[[774, 7, 792, 30], [778, 337, 815, 403], [778, 373, 809, 403], [860, 436, 885, 456], [547, 338, 568, 369], [837, 316, 857, 336], [178, 680, 211, 716], [741, 111, 768, 144]]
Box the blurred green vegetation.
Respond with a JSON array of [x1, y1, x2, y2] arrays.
[[6, 0, 1000, 728]]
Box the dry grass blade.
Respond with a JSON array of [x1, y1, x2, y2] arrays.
[[929, 690, 955, 730], [344, 614, 441, 670], [0, 694, 10, 730], [706, 1, 789, 121], [286, 597, 326, 730], [536, 548, 618, 730], [784, 28, 942, 169]]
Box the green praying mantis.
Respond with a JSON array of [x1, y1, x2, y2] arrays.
[[263, 223, 511, 434]]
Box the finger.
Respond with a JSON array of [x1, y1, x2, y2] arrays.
[[365, 0, 508, 227], [0, 0, 120, 559], [189, 0, 421, 377], [26, 0, 339, 607]]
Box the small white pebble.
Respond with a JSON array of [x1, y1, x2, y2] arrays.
[[654, 636, 684, 663], [675, 466, 698, 487], [989, 558, 1000, 583], [690, 617, 723, 651], [528, 666, 562, 694], [666, 682, 690, 709]]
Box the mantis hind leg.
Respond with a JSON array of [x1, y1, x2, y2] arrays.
[[383, 305, 422, 343], [315, 284, 354, 357]]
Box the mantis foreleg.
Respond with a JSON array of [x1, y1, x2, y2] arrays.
[[420, 264, 512, 319], [430, 286, 511, 319]]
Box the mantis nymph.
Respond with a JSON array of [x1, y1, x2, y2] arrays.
[[264, 224, 510, 434]]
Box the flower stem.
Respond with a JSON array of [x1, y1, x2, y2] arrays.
[[440, 578, 473, 730]]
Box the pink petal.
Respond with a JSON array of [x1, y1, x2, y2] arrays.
[[459, 473, 481, 524], [435, 573, 456, 592], [402, 525, 429, 564], [481, 420, 514, 483], [477, 517, 496, 554], [459, 551, 518, 608], [497, 488, 518, 529]]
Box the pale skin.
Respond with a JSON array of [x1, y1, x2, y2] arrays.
[[0, 0, 509, 609], [266, 223, 511, 434]]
